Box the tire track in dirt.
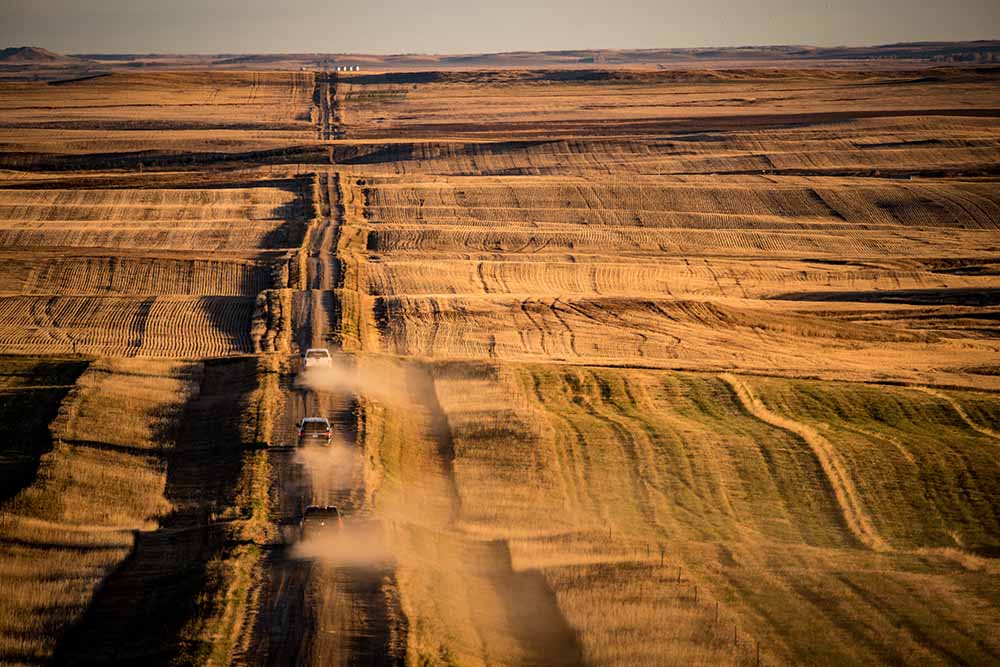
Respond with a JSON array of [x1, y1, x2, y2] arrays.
[[721, 373, 890, 552], [915, 386, 1000, 441]]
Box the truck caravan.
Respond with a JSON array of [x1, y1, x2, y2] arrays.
[[334, 65, 361, 72]]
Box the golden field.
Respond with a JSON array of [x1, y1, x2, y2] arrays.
[[0, 57, 998, 666]]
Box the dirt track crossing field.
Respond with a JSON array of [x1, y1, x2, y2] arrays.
[[240, 167, 407, 667], [0, 62, 999, 667]]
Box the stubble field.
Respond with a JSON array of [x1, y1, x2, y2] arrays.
[[0, 60, 998, 667]]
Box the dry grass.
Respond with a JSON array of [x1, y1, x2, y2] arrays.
[[0, 184, 303, 251], [337, 69, 1000, 141], [0, 71, 315, 155], [0, 356, 88, 506], [0, 62, 998, 665], [428, 361, 1000, 665], [0, 357, 200, 665], [0, 294, 255, 357], [356, 356, 580, 666], [739, 376, 1000, 551]]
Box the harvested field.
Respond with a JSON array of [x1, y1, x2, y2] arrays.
[[361, 176, 1000, 231], [322, 64, 1000, 666], [0, 356, 88, 504], [0, 295, 255, 357], [429, 361, 1000, 666], [336, 69, 1000, 140], [0, 183, 307, 251], [1, 56, 999, 667], [0, 358, 199, 665], [373, 295, 999, 385], [0, 251, 274, 296], [356, 171, 1000, 388], [0, 71, 315, 156], [0, 176, 311, 358]]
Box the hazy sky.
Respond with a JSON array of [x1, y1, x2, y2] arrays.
[[2, 0, 998, 54]]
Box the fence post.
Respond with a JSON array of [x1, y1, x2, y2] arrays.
[[677, 567, 681, 584], [756, 640, 761, 666]]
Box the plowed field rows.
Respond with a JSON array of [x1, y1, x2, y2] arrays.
[[364, 257, 1000, 299], [0, 253, 273, 296], [0, 295, 254, 356], [336, 69, 1000, 140], [369, 225, 998, 258], [353, 169, 1000, 389], [0, 71, 315, 155], [364, 177, 1000, 230], [334, 115, 1000, 177], [374, 295, 998, 385], [0, 185, 301, 250]]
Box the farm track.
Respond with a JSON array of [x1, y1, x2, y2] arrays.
[[721, 374, 888, 551], [241, 168, 405, 667], [315, 72, 340, 142]]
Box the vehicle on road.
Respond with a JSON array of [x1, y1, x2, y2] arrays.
[[300, 505, 342, 539], [297, 417, 333, 446], [303, 348, 332, 369]]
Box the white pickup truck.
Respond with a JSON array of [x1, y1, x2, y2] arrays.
[[302, 348, 332, 369]]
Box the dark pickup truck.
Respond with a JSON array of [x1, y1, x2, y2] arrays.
[[297, 417, 332, 446], [300, 505, 342, 539]]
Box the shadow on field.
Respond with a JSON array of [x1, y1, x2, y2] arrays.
[[772, 287, 1000, 307], [260, 177, 314, 250], [52, 358, 255, 666], [0, 356, 89, 504]]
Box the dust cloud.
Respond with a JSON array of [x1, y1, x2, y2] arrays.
[[296, 360, 401, 405], [293, 442, 356, 501], [290, 520, 392, 568]]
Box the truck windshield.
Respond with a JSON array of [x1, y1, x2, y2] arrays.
[[302, 421, 329, 433]]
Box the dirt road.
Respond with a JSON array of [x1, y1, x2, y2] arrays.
[[238, 170, 405, 666]]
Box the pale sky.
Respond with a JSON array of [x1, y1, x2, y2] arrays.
[[2, 0, 998, 55]]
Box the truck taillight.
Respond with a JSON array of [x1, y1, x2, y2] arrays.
[[298, 430, 304, 437]]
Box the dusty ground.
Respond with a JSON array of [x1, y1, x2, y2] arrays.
[[0, 58, 998, 667]]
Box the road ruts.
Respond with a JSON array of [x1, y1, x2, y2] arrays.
[[315, 72, 340, 141], [237, 171, 404, 667]]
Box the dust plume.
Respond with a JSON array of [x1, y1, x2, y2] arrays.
[[294, 442, 357, 503], [296, 359, 402, 405], [290, 520, 393, 568]]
